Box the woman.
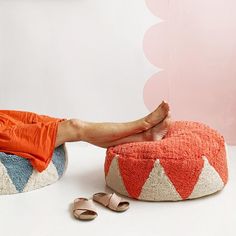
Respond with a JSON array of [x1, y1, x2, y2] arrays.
[[0, 101, 171, 173]]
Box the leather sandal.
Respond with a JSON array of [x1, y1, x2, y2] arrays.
[[73, 198, 98, 220], [93, 192, 129, 212]]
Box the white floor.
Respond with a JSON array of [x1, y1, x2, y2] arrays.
[[0, 143, 235, 236]]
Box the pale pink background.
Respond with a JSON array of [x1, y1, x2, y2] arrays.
[[143, 0, 236, 145]]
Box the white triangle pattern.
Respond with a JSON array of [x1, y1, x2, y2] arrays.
[[23, 162, 59, 192], [139, 159, 182, 201], [105, 155, 129, 197], [188, 156, 224, 199], [0, 161, 18, 195]]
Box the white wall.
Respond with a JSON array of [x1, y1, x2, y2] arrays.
[[0, 0, 159, 122]]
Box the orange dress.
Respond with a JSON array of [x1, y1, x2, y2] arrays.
[[0, 110, 67, 173]]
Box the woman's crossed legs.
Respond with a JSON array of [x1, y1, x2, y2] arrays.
[[55, 101, 171, 148]]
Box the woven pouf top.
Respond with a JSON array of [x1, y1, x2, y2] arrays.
[[104, 121, 228, 201], [0, 144, 68, 195]]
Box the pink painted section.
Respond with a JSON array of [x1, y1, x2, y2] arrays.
[[143, 0, 236, 145]]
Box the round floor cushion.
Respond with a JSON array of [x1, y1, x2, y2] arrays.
[[104, 121, 228, 201], [0, 143, 68, 195]]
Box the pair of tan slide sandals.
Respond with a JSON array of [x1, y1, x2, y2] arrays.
[[73, 192, 130, 220]]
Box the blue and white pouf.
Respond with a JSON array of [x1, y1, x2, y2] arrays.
[[0, 143, 68, 195]]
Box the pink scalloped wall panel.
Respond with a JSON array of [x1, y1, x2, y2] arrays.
[[143, 0, 236, 145]]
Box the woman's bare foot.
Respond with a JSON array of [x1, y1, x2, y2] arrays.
[[143, 114, 172, 141], [143, 101, 169, 128]]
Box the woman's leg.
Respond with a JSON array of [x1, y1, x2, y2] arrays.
[[90, 114, 172, 148], [55, 101, 169, 148]]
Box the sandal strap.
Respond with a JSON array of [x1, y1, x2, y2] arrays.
[[73, 199, 97, 213], [94, 193, 112, 206], [107, 193, 122, 210], [93, 192, 124, 210]]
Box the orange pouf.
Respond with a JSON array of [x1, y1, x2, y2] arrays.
[[104, 121, 228, 201]]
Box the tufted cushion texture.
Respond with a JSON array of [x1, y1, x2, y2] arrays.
[[104, 121, 228, 201], [0, 143, 68, 195]]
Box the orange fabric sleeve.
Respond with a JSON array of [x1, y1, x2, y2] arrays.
[[0, 110, 67, 172]]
